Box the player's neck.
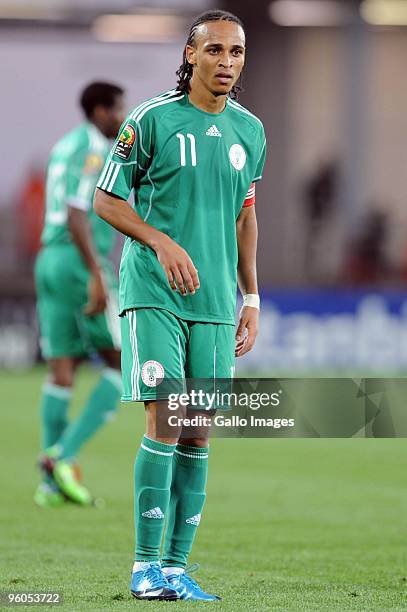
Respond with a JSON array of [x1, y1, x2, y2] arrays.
[[188, 80, 227, 114]]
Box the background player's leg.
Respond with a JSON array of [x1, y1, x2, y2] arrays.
[[35, 357, 78, 507], [48, 300, 122, 505], [40, 358, 75, 451], [56, 349, 121, 460]]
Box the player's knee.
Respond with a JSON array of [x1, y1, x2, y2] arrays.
[[179, 437, 209, 448], [50, 373, 74, 388], [50, 378, 73, 389], [48, 361, 75, 388], [145, 400, 183, 443]]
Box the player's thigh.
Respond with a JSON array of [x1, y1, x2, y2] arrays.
[[184, 323, 235, 418], [37, 293, 88, 359], [185, 322, 235, 379], [35, 246, 87, 307], [120, 308, 188, 401], [35, 247, 89, 359]]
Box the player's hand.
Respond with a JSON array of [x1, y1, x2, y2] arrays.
[[154, 235, 200, 296], [235, 306, 259, 357], [84, 271, 107, 315]]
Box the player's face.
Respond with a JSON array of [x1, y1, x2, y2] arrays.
[[187, 21, 246, 97], [97, 95, 126, 139]]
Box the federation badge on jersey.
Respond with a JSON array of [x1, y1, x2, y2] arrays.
[[141, 360, 165, 387], [84, 154, 104, 175], [229, 144, 247, 171], [114, 124, 136, 160]]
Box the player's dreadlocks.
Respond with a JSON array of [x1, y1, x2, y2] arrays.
[[176, 10, 244, 100]]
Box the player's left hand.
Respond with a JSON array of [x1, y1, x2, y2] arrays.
[[235, 306, 259, 357]]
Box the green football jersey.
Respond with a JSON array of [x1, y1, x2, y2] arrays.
[[42, 122, 114, 257], [97, 89, 267, 324]]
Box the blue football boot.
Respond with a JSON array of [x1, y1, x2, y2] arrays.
[[165, 564, 221, 601], [130, 562, 178, 601]]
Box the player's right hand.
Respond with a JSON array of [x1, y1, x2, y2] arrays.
[[84, 271, 108, 315], [154, 235, 200, 296]]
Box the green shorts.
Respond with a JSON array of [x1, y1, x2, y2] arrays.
[[35, 245, 120, 359], [120, 308, 236, 402]]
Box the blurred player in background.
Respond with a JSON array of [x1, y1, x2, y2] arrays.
[[95, 9, 266, 601], [34, 82, 126, 508]]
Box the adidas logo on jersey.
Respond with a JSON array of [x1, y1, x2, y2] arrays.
[[206, 125, 222, 137], [186, 513, 201, 526], [142, 506, 164, 519]]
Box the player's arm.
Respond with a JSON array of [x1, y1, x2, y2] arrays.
[[235, 127, 267, 357], [67, 207, 107, 315], [94, 188, 199, 296], [235, 197, 259, 357], [65, 150, 107, 315]]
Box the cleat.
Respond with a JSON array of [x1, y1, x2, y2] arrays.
[[39, 449, 91, 506], [53, 460, 93, 506], [165, 564, 221, 601], [34, 482, 65, 508], [130, 562, 178, 601]]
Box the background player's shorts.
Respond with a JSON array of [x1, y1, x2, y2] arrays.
[[120, 307, 235, 402], [35, 245, 120, 359]]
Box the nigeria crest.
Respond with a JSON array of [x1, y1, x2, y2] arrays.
[[141, 360, 165, 387]]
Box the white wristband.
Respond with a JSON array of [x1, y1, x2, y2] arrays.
[[242, 294, 260, 310]]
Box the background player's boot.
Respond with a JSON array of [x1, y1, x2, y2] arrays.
[[164, 565, 221, 601], [34, 482, 65, 508], [130, 562, 178, 601], [53, 460, 93, 506]]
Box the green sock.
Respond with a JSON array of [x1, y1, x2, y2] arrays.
[[162, 443, 209, 568], [57, 368, 121, 460], [134, 436, 176, 562], [40, 383, 71, 450]]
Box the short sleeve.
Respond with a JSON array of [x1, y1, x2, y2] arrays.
[[65, 150, 98, 211], [96, 112, 154, 201], [253, 125, 267, 183]]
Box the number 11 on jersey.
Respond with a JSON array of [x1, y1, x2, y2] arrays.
[[176, 133, 197, 167]]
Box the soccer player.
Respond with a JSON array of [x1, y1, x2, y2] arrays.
[[34, 82, 126, 508], [94, 10, 266, 601]]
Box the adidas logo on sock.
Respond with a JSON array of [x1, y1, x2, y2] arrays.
[[142, 506, 164, 519], [206, 124, 222, 137], [185, 513, 201, 526]]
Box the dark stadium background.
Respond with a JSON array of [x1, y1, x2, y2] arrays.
[[0, 2, 406, 610], [2, 0, 407, 373]]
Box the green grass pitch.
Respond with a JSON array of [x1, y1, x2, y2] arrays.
[[0, 366, 406, 610]]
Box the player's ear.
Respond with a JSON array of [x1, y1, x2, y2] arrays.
[[93, 104, 107, 123], [185, 45, 197, 66]]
